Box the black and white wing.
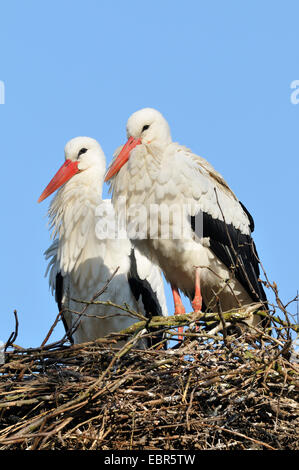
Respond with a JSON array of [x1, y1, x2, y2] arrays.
[[128, 248, 168, 318], [191, 201, 267, 305], [179, 148, 268, 307], [128, 247, 168, 347]]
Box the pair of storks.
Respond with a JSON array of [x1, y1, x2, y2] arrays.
[[39, 108, 267, 345]]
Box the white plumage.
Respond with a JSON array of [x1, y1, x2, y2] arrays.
[[39, 136, 168, 344], [105, 108, 267, 328]]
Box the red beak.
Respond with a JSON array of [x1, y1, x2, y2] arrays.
[[104, 136, 141, 182], [38, 159, 80, 203]]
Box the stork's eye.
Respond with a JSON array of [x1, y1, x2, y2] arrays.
[[142, 124, 150, 132], [77, 148, 88, 158]]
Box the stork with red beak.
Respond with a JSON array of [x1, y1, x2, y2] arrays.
[[105, 108, 268, 334], [39, 136, 168, 345]]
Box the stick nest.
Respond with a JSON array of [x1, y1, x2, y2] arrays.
[[0, 306, 298, 450]]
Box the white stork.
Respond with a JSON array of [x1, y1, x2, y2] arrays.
[[105, 108, 268, 334], [38, 136, 168, 345]]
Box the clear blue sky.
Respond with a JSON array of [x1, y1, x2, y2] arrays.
[[0, 1, 298, 347]]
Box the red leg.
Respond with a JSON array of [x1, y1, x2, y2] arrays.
[[171, 284, 185, 341], [191, 268, 202, 333], [192, 268, 202, 312]]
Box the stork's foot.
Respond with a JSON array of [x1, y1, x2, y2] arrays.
[[174, 303, 186, 315], [174, 303, 185, 340], [191, 296, 202, 312]]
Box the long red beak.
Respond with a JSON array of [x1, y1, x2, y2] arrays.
[[38, 159, 80, 203], [104, 136, 141, 182]]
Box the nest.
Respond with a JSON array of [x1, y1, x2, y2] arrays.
[[0, 304, 298, 451]]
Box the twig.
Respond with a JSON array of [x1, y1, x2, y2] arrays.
[[4, 310, 19, 352]]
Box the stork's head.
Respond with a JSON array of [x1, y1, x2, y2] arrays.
[[126, 108, 171, 145], [38, 137, 105, 203], [105, 108, 171, 181]]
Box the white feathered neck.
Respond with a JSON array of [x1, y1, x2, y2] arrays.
[[48, 167, 103, 274], [48, 167, 131, 294]]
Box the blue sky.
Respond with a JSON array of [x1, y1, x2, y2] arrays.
[[0, 1, 298, 347]]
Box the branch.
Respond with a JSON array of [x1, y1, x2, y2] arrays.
[[4, 310, 19, 352]]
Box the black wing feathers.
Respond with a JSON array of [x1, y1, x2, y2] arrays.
[[128, 249, 165, 347], [128, 249, 163, 318], [55, 272, 74, 344], [191, 202, 267, 304]]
